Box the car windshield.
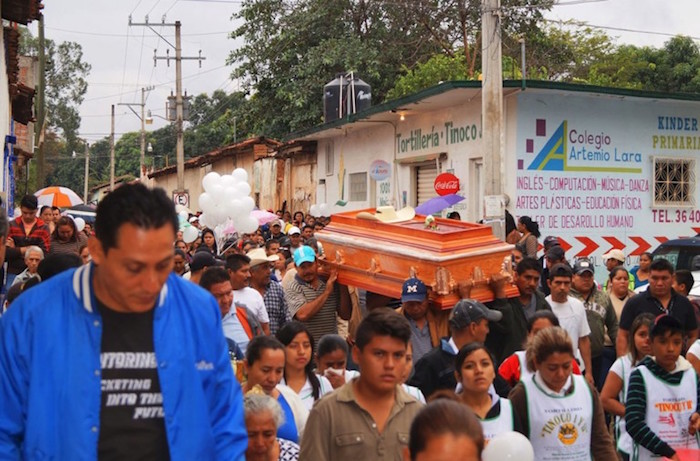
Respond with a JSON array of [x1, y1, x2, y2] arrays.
[[654, 245, 700, 271]]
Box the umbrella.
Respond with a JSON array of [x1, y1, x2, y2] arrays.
[[415, 193, 465, 216], [251, 209, 279, 226], [35, 186, 83, 208]]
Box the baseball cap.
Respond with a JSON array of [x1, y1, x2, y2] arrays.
[[602, 249, 625, 263], [546, 245, 565, 262], [293, 245, 316, 266], [271, 220, 282, 228], [543, 236, 560, 250], [247, 247, 279, 267], [401, 277, 427, 303], [190, 252, 224, 272], [572, 259, 594, 275], [289, 226, 301, 236], [188, 216, 198, 223], [449, 299, 502, 329]]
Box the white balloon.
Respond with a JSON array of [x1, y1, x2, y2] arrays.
[[198, 192, 214, 213], [202, 172, 221, 193], [232, 168, 248, 183], [482, 432, 534, 461], [182, 226, 199, 244], [220, 174, 237, 188], [309, 204, 320, 217], [224, 186, 237, 199], [209, 184, 225, 201], [74, 217, 86, 233], [240, 196, 255, 213], [236, 182, 252, 197], [319, 203, 330, 217], [229, 199, 244, 217], [197, 213, 209, 228], [238, 215, 259, 234], [178, 210, 189, 220]]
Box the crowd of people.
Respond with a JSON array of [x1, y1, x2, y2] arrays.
[[1, 192, 700, 460]]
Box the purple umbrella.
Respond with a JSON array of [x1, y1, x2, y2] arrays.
[[415, 194, 465, 215]]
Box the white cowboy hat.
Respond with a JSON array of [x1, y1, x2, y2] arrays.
[[247, 247, 280, 267], [356, 206, 416, 224]]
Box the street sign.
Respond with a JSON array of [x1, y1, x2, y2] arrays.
[[173, 190, 190, 208]]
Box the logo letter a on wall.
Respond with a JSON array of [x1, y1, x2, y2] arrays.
[[528, 121, 567, 171]]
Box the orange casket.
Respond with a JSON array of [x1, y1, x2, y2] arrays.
[[315, 209, 519, 309]]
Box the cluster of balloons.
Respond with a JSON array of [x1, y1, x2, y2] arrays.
[[194, 168, 259, 243], [309, 203, 331, 218]]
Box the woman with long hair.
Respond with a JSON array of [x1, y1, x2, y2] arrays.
[[199, 227, 217, 254], [600, 313, 654, 461], [242, 336, 308, 443], [515, 216, 540, 258], [609, 266, 636, 321], [509, 326, 616, 459], [276, 322, 333, 410], [455, 343, 522, 442], [49, 216, 87, 256], [630, 252, 652, 290]]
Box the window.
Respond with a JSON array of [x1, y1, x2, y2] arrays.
[[325, 142, 334, 176], [653, 157, 696, 207], [349, 172, 367, 202]]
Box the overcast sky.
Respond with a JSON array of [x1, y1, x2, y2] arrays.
[[29, 0, 700, 144]]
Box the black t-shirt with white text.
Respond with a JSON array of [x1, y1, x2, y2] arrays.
[[97, 299, 170, 461]]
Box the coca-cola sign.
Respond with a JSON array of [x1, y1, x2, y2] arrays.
[[434, 173, 460, 196]]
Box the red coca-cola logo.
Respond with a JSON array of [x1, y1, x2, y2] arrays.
[[434, 173, 460, 196]]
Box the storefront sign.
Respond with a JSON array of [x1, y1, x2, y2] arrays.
[[369, 160, 391, 181], [434, 172, 460, 196]]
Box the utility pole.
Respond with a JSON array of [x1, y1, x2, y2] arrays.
[[110, 105, 115, 191], [34, 15, 46, 189], [118, 86, 154, 180], [83, 141, 90, 202], [129, 16, 205, 198], [481, 0, 505, 239]]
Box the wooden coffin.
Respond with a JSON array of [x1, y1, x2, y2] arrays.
[[315, 208, 519, 309]]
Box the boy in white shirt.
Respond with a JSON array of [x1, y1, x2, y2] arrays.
[[546, 263, 595, 387]]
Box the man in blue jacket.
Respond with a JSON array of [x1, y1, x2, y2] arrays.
[[0, 183, 247, 460]]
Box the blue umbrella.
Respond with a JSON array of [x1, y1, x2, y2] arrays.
[[415, 194, 465, 216]]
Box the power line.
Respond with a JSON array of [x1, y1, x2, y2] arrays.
[[44, 26, 230, 37], [83, 64, 228, 102], [542, 18, 700, 41]]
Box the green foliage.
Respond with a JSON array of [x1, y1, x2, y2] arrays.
[[387, 54, 470, 100], [19, 27, 91, 193], [229, 0, 553, 137]]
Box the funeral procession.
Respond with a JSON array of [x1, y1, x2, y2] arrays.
[[1, 0, 700, 460]]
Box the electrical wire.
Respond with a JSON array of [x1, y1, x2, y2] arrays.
[[83, 64, 229, 102]]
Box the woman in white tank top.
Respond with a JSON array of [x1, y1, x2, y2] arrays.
[[455, 343, 521, 442], [509, 326, 617, 460]]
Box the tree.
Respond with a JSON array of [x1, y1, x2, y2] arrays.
[[19, 27, 91, 192], [229, 0, 554, 137], [19, 28, 91, 148]]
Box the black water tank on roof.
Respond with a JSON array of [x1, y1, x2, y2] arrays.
[[323, 73, 344, 123], [323, 73, 371, 123]]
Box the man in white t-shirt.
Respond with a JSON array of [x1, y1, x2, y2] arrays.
[[545, 263, 595, 386], [226, 253, 271, 335]]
